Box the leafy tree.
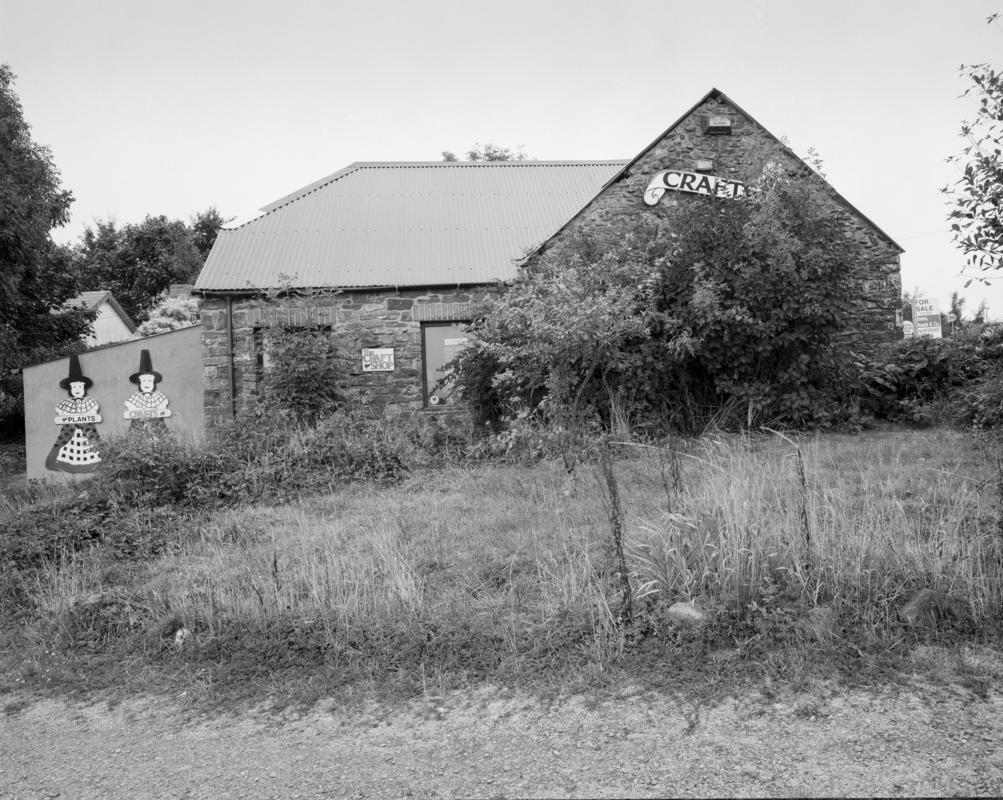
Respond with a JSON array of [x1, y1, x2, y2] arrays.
[[973, 298, 990, 323], [0, 64, 92, 380], [466, 142, 528, 162], [450, 164, 863, 432], [441, 143, 530, 162], [136, 292, 201, 336], [189, 206, 229, 261], [946, 14, 1003, 278], [74, 214, 204, 323]]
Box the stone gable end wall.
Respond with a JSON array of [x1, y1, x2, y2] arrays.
[[536, 94, 902, 353], [201, 288, 494, 423]]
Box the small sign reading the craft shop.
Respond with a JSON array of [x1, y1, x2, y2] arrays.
[[644, 170, 746, 206], [362, 348, 395, 372]]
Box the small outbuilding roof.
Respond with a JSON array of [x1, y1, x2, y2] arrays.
[[65, 290, 137, 333], [194, 160, 627, 293]]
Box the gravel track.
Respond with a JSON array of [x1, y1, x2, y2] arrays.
[[2, 683, 1002, 799]]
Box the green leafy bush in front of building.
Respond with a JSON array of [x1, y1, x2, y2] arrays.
[[257, 325, 350, 424], [449, 163, 864, 433]]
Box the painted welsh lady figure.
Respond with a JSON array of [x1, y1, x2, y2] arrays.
[[124, 349, 171, 430], [45, 354, 103, 473]]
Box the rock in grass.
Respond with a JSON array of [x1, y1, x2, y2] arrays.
[[899, 588, 968, 628], [173, 627, 193, 649], [667, 601, 708, 627]]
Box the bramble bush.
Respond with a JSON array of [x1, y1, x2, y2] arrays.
[[858, 322, 1003, 428], [449, 161, 863, 433], [957, 324, 1003, 429], [857, 334, 985, 426]]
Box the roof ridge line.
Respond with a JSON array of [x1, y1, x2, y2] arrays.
[[223, 159, 631, 233]]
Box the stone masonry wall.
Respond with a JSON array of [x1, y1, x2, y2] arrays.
[[201, 288, 493, 424], [535, 93, 903, 354]]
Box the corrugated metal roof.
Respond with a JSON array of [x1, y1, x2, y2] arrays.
[[194, 161, 627, 292]]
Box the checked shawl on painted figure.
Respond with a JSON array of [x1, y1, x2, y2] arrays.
[[46, 354, 103, 473], [45, 349, 175, 474], [124, 349, 172, 430]]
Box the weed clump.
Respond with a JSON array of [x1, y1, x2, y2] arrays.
[[91, 411, 419, 512]]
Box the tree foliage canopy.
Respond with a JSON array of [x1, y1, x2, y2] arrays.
[[449, 165, 863, 432], [0, 64, 92, 377], [136, 292, 201, 336], [946, 14, 1003, 277], [441, 143, 529, 162], [73, 207, 227, 323]]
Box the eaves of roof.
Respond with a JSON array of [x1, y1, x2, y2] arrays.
[[65, 291, 137, 333], [102, 293, 138, 333]]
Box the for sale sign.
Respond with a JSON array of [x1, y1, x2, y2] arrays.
[[913, 297, 942, 339]]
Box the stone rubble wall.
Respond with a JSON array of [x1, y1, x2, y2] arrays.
[[201, 288, 493, 423], [535, 94, 902, 355]]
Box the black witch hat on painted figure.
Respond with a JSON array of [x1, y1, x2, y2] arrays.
[[59, 354, 94, 390], [129, 349, 163, 385]]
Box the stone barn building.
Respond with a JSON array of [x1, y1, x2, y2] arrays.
[[194, 88, 903, 425]]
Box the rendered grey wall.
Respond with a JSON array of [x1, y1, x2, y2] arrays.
[[22, 325, 204, 481]]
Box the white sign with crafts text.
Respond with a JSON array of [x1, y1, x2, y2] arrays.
[[644, 170, 746, 206]]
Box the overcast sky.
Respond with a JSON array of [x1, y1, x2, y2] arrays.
[[3, 0, 1001, 317]]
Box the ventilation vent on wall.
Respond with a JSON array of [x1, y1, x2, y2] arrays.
[[702, 116, 732, 135]]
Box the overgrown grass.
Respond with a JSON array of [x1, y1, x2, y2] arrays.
[[621, 429, 1002, 624], [2, 427, 1001, 707]]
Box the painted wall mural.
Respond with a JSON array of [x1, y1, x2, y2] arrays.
[[124, 349, 171, 428], [23, 326, 204, 481], [45, 354, 103, 473]]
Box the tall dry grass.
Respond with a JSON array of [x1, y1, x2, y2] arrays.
[[620, 429, 1001, 626], [11, 428, 1002, 696]]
